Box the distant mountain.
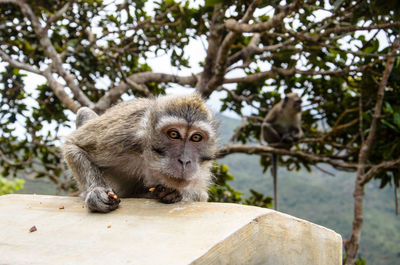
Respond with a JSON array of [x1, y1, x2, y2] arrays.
[[216, 114, 400, 265]]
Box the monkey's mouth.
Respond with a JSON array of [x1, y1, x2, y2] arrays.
[[165, 175, 190, 188]]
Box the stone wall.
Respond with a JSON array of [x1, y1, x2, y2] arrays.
[[0, 194, 342, 265]]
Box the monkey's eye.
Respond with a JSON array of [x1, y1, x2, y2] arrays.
[[167, 130, 180, 139], [190, 134, 203, 142]]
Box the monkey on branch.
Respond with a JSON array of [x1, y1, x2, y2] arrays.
[[260, 93, 303, 210], [63, 94, 217, 213]]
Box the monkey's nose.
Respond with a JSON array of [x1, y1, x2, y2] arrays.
[[178, 159, 191, 169]]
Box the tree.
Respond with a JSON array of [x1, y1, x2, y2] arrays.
[[0, 0, 399, 263]]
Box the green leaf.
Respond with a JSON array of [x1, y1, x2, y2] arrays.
[[384, 102, 393, 114], [381, 120, 399, 132], [12, 68, 19, 75], [205, 0, 222, 6], [394, 112, 400, 128]]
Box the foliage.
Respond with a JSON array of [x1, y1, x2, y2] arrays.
[[209, 162, 243, 203], [0, 176, 24, 195], [242, 189, 272, 208], [344, 257, 367, 265], [209, 162, 273, 208]]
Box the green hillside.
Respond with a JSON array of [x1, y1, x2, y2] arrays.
[[217, 114, 400, 265]]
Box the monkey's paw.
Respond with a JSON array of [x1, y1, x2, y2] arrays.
[[85, 187, 121, 213], [153, 185, 182, 204]]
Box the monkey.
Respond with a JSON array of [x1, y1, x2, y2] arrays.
[[62, 93, 218, 213], [261, 93, 303, 146], [260, 93, 303, 210]]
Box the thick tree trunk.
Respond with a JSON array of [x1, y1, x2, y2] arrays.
[[344, 174, 365, 265]]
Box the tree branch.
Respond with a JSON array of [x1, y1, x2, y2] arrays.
[[287, 22, 400, 43], [116, 60, 151, 97], [0, 50, 42, 75], [0, 0, 18, 3], [0, 46, 81, 113], [199, 0, 260, 97], [195, 4, 224, 94], [216, 143, 357, 171], [12, 0, 94, 108], [224, 70, 277, 83], [321, 22, 400, 38], [227, 33, 261, 67], [43, 0, 73, 32], [95, 72, 197, 111], [225, 0, 301, 33], [42, 68, 81, 112], [228, 116, 248, 143], [361, 158, 400, 185]]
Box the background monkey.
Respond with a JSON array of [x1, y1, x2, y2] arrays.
[[62, 93, 217, 213], [261, 93, 303, 210]]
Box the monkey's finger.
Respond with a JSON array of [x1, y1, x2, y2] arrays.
[[85, 188, 120, 213], [153, 185, 167, 196], [105, 188, 121, 202], [107, 191, 119, 200], [160, 190, 182, 204]]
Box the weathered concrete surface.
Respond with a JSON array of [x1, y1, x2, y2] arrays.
[[0, 194, 342, 265]]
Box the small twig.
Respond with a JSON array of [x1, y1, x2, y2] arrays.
[[116, 60, 151, 97], [229, 116, 248, 143], [314, 164, 335, 177], [43, 0, 72, 32]]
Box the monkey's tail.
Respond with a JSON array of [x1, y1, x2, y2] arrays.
[[271, 153, 278, 210]]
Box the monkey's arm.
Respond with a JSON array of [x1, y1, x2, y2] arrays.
[[281, 126, 303, 143], [261, 103, 281, 144], [62, 141, 120, 212], [261, 122, 282, 144]]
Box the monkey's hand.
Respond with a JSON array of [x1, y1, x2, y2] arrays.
[[153, 185, 182, 204], [85, 187, 121, 213], [281, 132, 297, 144]]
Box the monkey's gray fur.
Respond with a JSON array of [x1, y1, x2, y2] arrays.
[[260, 93, 303, 210], [261, 92, 303, 146], [62, 93, 218, 213]]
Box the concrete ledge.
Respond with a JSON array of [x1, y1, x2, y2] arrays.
[[0, 194, 342, 265]]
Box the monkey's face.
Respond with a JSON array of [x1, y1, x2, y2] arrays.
[[285, 94, 302, 113], [148, 118, 216, 189], [293, 98, 302, 112]]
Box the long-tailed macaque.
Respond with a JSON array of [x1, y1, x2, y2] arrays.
[[261, 93, 303, 210], [62, 93, 217, 213]]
